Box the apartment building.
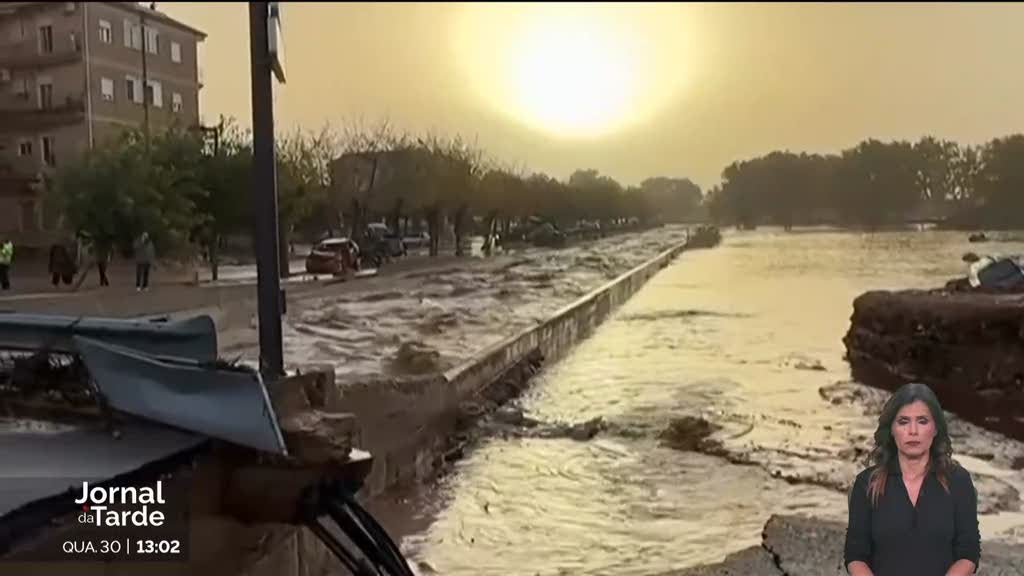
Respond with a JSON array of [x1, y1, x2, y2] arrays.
[[0, 1, 205, 243]]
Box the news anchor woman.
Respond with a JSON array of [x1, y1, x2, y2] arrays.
[[844, 383, 980, 576]]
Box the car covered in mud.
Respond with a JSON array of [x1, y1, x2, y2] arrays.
[[305, 237, 360, 275]]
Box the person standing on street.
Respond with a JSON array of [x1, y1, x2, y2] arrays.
[[95, 238, 111, 287], [0, 238, 13, 290], [134, 232, 155, 291], [48, 241, 75, 287]]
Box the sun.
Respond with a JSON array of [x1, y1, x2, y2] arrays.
[[452, 4, 694, 139], [509, 11, 636, 138], [452, 3, 692, 139]]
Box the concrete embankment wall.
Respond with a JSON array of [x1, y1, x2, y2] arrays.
[[338, 241, 689, 498]]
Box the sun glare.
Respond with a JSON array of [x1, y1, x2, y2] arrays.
[[510, 13, 635, 137], [453, 4, 694, 139]]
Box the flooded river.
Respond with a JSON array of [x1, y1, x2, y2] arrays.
[[399, 228, 1024, 576]]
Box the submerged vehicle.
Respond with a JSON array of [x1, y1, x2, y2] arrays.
[[306, 237, 361, 276]]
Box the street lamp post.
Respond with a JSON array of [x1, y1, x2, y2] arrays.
[[248, 1, 284, 378]]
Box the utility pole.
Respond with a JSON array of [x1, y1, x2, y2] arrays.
[[249, 2, 284, 378], [140, 7, 151, 146]]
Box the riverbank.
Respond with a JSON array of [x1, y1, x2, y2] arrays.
[[844, 289, 1024, 442], [669, 515, 1024, 575]]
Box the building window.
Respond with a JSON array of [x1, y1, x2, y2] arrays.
[[172, 92, 182, 113], [12, 78, 27, 99], [126, 75, 142, 104], [18, 140, 32, 157], [38, 80, 53, 110], [144, 26, 158, 55], [38, 25, 53, 54], [99, 19, 112, 44], [100, 77, 114, 101], [146, 80, 162, 108], [124, 20, 141, 50], [170, 41, 181, 63], [41, 136, 55, 167]]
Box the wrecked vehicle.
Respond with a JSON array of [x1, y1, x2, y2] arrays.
[[0, 312, 415, 575], [944, 255, 1024, 293], [969, 256, 1024, 291], [526, 222, 567, 248], [306, 237, 362, 276], [685, 225, 722, 249]]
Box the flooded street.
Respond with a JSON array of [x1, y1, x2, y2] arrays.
[[399, 229, 1024, 576], [278, 228, 690, 380]]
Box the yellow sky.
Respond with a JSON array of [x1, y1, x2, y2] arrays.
[[160, 2, 1024, 189]]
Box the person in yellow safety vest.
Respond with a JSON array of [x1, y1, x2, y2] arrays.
[[0, 239, 13, 290]]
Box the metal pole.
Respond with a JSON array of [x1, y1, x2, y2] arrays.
[[82, 2, 94, 148], [249, 1, 284, 378], [140, 10, 150, 145]]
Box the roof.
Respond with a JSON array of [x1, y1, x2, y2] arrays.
[[0, 3, 205, 39], [110, 2, 207, 40]]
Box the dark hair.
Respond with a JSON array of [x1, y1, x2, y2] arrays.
[[866, 383, 955, 506]]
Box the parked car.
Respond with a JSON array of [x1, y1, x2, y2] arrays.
[[402, 231, 431, 250], [305, 238, 360, 276], [526, 222, 566, 248], [365, 223, 407, 258]]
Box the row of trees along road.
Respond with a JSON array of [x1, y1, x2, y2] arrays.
[[46, 119, 707, 276], [704, 135, 1024, 230]]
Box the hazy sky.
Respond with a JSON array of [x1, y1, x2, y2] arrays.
[[161, 2, 1024, 190]]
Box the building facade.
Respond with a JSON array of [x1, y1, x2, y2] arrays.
[[0, 1, 204, 244]]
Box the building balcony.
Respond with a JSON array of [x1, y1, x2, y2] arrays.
[[0, 96, 85, 133], [0, 38, 83, 70]]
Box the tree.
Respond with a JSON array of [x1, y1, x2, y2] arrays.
[[277, 127, 340, 274], [568, 169, 625, 226], [718, 159, 760, 229], [912, 136, 958, 204], [833, 140, 918, 227], [191, 118, 252, 280], [51, 129, 200, 258], [949, 145, 981, 204], [975, 135, 1024, 228], [638, 177, 703, 223]]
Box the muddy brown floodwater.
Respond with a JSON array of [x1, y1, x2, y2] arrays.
[[394, 228, 1024, 576], [276, 227, 691, 380]]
